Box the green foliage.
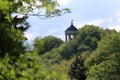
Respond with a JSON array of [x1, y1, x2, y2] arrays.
[[86, 60, 120, 80], [40, 40, 78, 65], [0, 0, 9, 11], [68, 54, 86, 80], [0, 25, 26, 57], [0, 0, 70, 57], [51, 58, 74, 74], [0, 0, 29, 57], [33, 35, 63, 55], [0, 0, 70, 79], [76, 25, 104, 52], [85, 31, 120, 80], [41, 25, 102, 64], [0, 0, 70, 20], [38, 26, 120, 80], [40, 48, 62, 65], [1, 3, 119, 78], [40, 25, 104, 65], [0, 53, 69, 80], [60, 40, 79, 59], [38, 25, 105, 80]]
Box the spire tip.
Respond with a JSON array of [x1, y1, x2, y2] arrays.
[[71, 20, 73, 25]]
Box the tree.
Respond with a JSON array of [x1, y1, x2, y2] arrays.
[[0, 52, 69, 80], [68, 54, 86, 80], [85, 31, 120, 80], [33, 35, 63, 55], [76, 25, 104, 53], [0, 0, 70, 79], [0, 25, 26, 57], [0, 0, 70, 57], [0, 0, 71, 19], [39, 25, 104, 65], [67, 26, 119, 80]]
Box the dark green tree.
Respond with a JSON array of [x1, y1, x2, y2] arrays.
[[68, 54, 86, 80]]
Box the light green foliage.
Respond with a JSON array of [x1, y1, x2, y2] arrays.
[[0, 0, 70, 20], [0, 0, 9, 11], [40, 47, 62, 65], [33, 35, 63, 55], [85, 31, 120, 80], [0, 0, 69, 57], [0, 52, 69, 80], [0, 0, 70, 79], [51, 58, 74, 74]]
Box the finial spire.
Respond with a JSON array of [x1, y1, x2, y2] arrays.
[[71, 20, 73, 25]]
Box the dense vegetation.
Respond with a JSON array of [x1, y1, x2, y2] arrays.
[[34, 25, 120, 80], [0, 0, 120, 80], [33, 36, 63, 55], [0, 0, 70, 80]]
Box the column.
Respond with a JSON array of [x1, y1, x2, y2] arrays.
[[65, 34, 67, 42]]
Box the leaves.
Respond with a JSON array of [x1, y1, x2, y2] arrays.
[[33, 35, 63, 55], [0, 0, 71, 79], [85, 31, 120, 80], [0, 52, 69, 80]]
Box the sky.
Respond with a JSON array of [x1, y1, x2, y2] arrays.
[[24, 0, 120, 42]]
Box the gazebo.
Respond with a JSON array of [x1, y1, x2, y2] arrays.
[[65, 21, 78, 42]]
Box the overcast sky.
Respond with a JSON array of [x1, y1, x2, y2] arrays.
[[24, 0, 120, 42]]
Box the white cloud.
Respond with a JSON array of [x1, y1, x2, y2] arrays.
[[76, 19, 104, 29], [24, 33, 37, 41], [115, 10, 120, 22], [57, 0, 70, 5], [118, 19, 120, 22], [116, 11, 120, 16], [108, 25, 120, 32], [86, 19, 104, 26], [76, 24, 84, 29], [108, 17, 113, 22], [106, 11, 120, 32]]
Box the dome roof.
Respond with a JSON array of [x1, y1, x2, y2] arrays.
[[65, 21, 78, 32], [65, 24, 78, 31]]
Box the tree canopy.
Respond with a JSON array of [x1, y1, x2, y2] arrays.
[[1, 0, 120, 79], [33, 35, 63, 55], [0, 0, 71, 19], [85, 32, 120, 80], [0, 0, 70, 79], [0, 0, 70, 57], [37, 25, 120, 80]]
